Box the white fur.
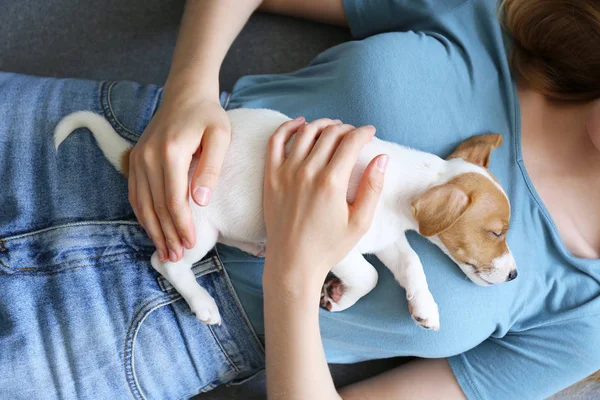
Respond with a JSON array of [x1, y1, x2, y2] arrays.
[[54, 109, 516, 328], [54, 111, 130, 172]]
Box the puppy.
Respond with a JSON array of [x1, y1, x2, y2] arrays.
[[55, 109, 517, 330]]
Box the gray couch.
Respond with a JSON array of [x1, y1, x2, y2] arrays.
[[1, 1, 595, 398]]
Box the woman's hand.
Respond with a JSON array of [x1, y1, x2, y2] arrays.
[[261, 117, 388, 400], [263, 117, 388, 286], [128, 89, 231, 263]]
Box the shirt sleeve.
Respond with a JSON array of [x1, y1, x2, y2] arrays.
[[342, 0, 469, 38], [447, 316, 600, 400]]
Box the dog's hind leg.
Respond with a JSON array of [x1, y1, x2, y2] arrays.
[[320, 251, 378, 312], [151, 223, 221, 325]]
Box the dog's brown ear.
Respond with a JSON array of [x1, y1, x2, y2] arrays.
[[447, 133, 502, 168], [411, 183, 471, 237]]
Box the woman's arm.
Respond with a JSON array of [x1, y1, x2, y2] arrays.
[[261, 117, 387, 399], [129, 0, 261, 262], [130, 0, 348, 263], [263, 267, 340, 399], [340, 359, 466, 400], [260, 0, 348, 26], [261, 118, 467, 399], [166, 0, 261, 97]]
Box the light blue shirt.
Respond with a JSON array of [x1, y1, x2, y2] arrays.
[[219, 1, 600, 398]]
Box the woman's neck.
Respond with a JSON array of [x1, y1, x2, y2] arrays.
[[518, 83, 600, 259]]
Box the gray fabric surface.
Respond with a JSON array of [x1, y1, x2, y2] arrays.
[[1, 1, 594, 398], [1, 0, 350, 90]]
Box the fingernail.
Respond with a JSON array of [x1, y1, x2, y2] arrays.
[[376, 155, 389, 173], [169, 249, 177, 262], [334, 119, 342, 124], [182, 238, 192, 249], [294, 116, 304, 122], [158, 249, 165, 260], [193, 187, 212, 206]]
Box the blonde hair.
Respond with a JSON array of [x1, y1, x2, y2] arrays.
[[501, 0, 600, 101]]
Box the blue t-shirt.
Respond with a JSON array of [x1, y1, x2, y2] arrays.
[[219, 1, 600, 398]]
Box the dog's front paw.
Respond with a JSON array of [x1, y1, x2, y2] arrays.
[[188, 290, 222, 325], [320, 273, 346, 312], [408, 292, 440, 331]]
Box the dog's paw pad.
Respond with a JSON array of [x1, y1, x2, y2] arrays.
[[254, 245, 267, 258], [320, 273, 345, 312], [189, 294, 222, 325], [408, 296, 440, 331]]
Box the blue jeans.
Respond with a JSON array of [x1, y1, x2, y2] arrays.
[[0, 73, 264, 400]]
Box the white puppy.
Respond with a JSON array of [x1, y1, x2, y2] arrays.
[[55, 108, 517, 330]]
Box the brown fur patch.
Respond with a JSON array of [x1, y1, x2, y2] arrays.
[[448, 133, 503, 168], [438, 173, 510, 271], [120, 148, 132, 178], [411, 183, 470, 237]]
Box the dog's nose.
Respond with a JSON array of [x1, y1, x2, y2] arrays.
[[507, 270, 518, 282]]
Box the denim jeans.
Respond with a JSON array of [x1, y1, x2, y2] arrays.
[[0, 73, 265, 400]]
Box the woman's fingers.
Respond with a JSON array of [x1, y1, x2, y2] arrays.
[[350, 154, 388, 233], [266, 116, 306, 174], [135, 164, 168, 261], [305, 123, 356, 169], [287, 118, 341, 165], [191, 126, 231, 207], [163, 147, 195, 250], [145, 161, 183, 262], [327, 125, 376, 182]]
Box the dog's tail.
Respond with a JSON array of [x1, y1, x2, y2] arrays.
[[54, 111, 132, 176]]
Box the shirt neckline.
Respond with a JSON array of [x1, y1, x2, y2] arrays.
[[511, 80, 600, 266]]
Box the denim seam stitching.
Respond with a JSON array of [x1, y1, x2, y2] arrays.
[[226, 368, 266, 387], [171, 255, 242, 373], [100, 81, 139, 142], [124, 264, 240, 399], [154, 256, 242, 373], [183, 381, 217, 398], [107, 81, 136, 136], [215, 247, 265, 354], [208, 324, 242, 373], [124, 294, 181, 400], [1, 220, 141, 241], [0, 254, 152, 276], [0, 250, 152, 273], [156, 256, 221, 292]]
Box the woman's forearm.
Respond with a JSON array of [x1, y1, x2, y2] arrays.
[[263, 262, 341, 400], [165, 0, 262, 99]]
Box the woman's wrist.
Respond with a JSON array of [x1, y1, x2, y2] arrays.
[[163, 70, 220, 105], [263, 254, 328, 299]]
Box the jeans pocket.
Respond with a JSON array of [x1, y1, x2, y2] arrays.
[[129, 285, 239, 400], [100, 80, 163, 142], [0, 221, 247, 400]]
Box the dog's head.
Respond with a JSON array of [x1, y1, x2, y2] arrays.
[[411, 134, 517, 286]]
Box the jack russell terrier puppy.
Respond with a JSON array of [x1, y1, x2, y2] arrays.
[[54, 108, 517, 330]]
